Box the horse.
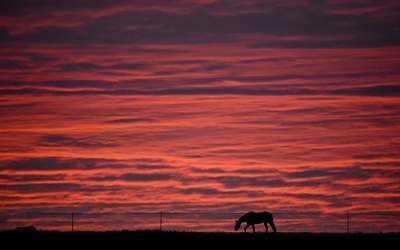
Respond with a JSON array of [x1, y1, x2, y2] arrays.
[[14, 225, 38, 233], [234, 211, 277, 233]]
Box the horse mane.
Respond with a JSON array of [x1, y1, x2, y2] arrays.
[[238, 211, 255, 222]]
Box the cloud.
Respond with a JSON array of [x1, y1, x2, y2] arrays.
[[0, 157, 121, 171], [37, 135, 117, 148], [0, 1, 398, 48]]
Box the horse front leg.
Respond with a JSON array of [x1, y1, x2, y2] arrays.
[[264, 222, 269, 233], [244, 223, 250, 233], [252, 224, 256, 233]]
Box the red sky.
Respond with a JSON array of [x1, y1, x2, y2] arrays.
[[1, 0, 399, 233]]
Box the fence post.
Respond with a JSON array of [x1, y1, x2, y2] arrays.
[[72, 212, 74, 232], [346, 211, 349, 233], [159, 211, 163, 231]]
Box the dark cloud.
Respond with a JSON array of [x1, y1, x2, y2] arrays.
[[0, 182, 83, 193], [104, 118, 153, 124], [0, 59, 29, 69], [0, 2, 398, 48], [85, 173, 175, 182], [37, 135, 117, 148], [330, 85, 400, 96], [286, 168, 331, 178], [59, 62, 100, 72], [0, 102, 38, 109], [206, 175, 287, 189], [2, 80, 399, 97], [180, 187, 235, 196], [135, 164, 174, 170], [0, 157, 124, 171], [0, 173, 67, 182], [121, 173, 175, 182]]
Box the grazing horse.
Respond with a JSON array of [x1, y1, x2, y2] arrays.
[[14, 225, 38, 233], [234, 211, 277, 233]]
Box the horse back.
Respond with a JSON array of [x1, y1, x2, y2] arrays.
[[244, 211, 273, 224]]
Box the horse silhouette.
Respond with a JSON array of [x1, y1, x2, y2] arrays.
[[234, 211, 277, 233], [14, 225, 37, 233]]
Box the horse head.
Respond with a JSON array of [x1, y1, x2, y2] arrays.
[[234, 220, 241, 231]]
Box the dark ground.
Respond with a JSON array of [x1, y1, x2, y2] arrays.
[[1, 230, 398, 247]]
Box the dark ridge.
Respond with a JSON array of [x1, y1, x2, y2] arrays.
[[0, 230, 398, 246]]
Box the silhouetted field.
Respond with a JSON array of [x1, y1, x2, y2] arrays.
[[1, 230, 398, 246]]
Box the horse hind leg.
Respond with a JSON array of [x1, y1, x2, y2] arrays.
[[270, 222, 277, 232]]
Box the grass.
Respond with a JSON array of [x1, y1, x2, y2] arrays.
[[1, 230, 398, 246]]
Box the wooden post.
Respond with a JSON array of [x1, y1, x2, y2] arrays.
[[72, 212, 74, 232], [346, 211, 349, 233], [159, 211, 163, 231]]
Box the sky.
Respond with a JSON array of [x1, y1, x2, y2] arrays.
[[0, 0, 399, 233]]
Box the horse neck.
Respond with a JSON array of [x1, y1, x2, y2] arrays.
[[238, 214, 249, 223]]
